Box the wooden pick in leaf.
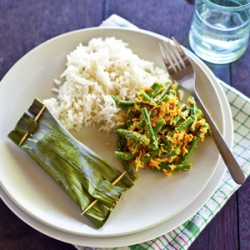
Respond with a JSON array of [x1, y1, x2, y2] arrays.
[[81, 171, 127, 215], [18, 105, 46, 146]]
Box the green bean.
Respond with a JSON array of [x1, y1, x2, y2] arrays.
[[182, 138, 199, 163], [188, 97, 197, 115], [121, 160, 138, 181], [141, 149, 159, 163], [163, 116, 194, 149], [154, 82, 172, 101], [136, 118, 145, 129], [196, 109, 203, 120], [115, 151, 137, 161], [156, 94, 170, 105], [190, 121, 197, 132], [150, 83, 164, 98], [117, 135, 126, 151], [136, 110, 154, 129], [188, 96, 197, 131], [162, 138, 172, 150], [112, 95, 134, 111], [161, 125, 172, 134], [153, 118, 166, 135], [141, 107, 158, 150], [182, 124, 209, 162], [127, 109, 135, 119], [176, 116, 194, 133], [116, 129, 150, 146], [167, 116, 194, 139], [132, 140, 141, 149], [181, 103, 189, 111], [162, 147, 181, 158], [160, 162, 192, 171], [139, 91, 153, 103], [126, 119, 132, 128], [171, 109, 190, 127], [112, 95, 135, 106], [167, 82, 180, 97]]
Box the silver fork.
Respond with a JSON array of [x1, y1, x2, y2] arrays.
[[159, 37, 245, 184]]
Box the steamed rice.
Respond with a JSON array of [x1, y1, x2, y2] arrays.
[[43, 37, 170, 132]]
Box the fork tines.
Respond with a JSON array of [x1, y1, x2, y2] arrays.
[[159, 37, 188, 74]]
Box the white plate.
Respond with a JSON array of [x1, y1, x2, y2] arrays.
[[0, 68, 232, 248], [0, 27, 224, 237]]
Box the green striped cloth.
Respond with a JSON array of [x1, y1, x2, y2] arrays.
[[75, 15, 250, 250]]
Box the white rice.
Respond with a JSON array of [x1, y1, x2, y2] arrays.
[[43, 37, 170, 132]]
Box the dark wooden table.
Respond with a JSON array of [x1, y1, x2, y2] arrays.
[[1, 1, 250, 249]]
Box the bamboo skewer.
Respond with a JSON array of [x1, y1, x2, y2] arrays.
[[34, 104, 46, 122], [81, 171, 127, 215], [19, 104, 46, 146]]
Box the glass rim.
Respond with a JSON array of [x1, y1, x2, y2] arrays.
[[203, 0, 250, 11]]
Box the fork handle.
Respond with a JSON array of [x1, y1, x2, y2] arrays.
[[193, 92, 245, 184]]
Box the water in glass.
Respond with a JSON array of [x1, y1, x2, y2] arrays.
[[189, 0, 250, 63]]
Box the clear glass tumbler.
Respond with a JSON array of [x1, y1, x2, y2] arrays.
[[189, 0, 250, 64]]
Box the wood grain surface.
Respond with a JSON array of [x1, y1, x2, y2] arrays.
[[0, 0, 249, 249]]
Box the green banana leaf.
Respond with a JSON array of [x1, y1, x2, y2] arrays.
[[8, 98, 133, 228]]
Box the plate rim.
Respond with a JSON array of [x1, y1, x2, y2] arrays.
[[0, 26, 226, 237]]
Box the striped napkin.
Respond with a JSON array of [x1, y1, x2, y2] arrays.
[[76, 14, 250, 250]]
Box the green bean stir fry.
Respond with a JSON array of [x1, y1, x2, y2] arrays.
[[112, 81, 210, 181]]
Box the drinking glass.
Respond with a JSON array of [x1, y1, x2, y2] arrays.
[[189, 0, 250, 64]]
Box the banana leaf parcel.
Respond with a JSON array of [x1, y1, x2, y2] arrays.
[[8, 98, 133, 228]]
